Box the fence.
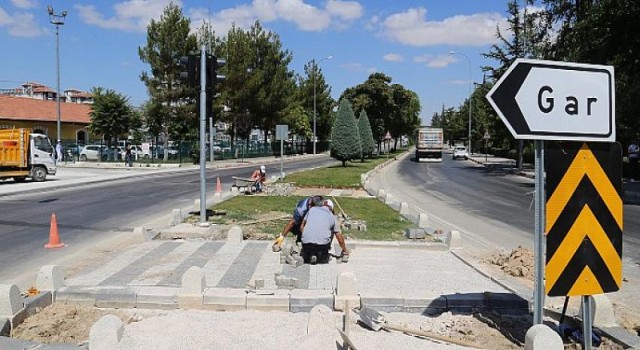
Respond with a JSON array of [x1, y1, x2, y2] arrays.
[[58, 139, 331, 164]]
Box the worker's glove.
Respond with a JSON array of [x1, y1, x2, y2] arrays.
[[272, 235, 284, 252]]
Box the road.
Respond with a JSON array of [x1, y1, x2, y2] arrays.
[[0, 156, 336, 288], [371, 152, 640, 265]]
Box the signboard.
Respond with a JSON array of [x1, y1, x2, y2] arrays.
[[483, 131, 490, 140], [275, 125, 288, 141], [545, 142, 622, 296], [486, 59, 615, 142], [384, 131, 392, 140]]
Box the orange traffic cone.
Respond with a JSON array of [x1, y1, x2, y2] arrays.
[[45, 213, 65, 249], [215, 176, 222, 197]]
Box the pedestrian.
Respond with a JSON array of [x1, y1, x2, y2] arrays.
[[249, 165, 267, 192], [628, 140, 639, 182], [55, 141, 63, 164], [125, 145, 133, 167], [274, 195, 324, 250], [299, 199, 349, 264]]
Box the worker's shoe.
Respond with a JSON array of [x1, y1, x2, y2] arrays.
[[310, 255, 318, 265]]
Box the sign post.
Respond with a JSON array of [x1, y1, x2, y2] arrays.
[[483, 131, 490, 162], [487, 58, 616, 347]]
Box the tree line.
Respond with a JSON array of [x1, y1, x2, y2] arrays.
[[87, 3, 421, 160]]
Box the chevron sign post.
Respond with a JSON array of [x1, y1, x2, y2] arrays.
[[486, 60, 618, 345], [545, 142, 622, 296]]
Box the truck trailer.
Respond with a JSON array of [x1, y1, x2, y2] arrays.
[[415, 126, 444, 162], [0, 128, 57, 182]]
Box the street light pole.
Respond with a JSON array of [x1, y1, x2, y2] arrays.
[[449, 51, 472, 155], [47, 5, 67, 144], [312, 55, 332, 154]]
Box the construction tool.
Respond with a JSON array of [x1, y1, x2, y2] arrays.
[[358, 307, 482, 348], [331, 195, 349, 220], [272, 235, 284, 252]]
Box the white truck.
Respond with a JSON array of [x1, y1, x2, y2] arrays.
[[415, 126, 444, 162], [0, 128, 57, 182]]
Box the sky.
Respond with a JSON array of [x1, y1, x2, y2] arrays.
[[1, 0, 515, 125]]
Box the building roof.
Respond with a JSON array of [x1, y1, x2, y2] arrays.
[[0, 95, 91, 124]]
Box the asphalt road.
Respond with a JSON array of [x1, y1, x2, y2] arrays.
[[378, 153, 640, 265], [0, 156, 337, 288]]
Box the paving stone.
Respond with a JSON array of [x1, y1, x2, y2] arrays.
[[169, 209, 182, 226], [0, 336, 38, 348], [524, 324, 563, 350], [36, 265, 65, 292], [216, 242, 268, 288], [23, 291, 52, 317], [181, 266, 205, 294], [203, 288, 246, 311], [10, 308, 27, 330], [361, 296, 404, 312], [290, 290, 334, 313], [403, 296, 447, 314], [246, 290, 290, 311], [89, 314, 124, 350], [227, 226, 243, 243], [281, 263, 310, 289], [159, 242, 224, 286], [484, 292, 529, 312], [404, 228, 426, 239], [136, 287, 178, 310], [177, 294, 204, 309], [399, 202, 409, 214], [99, 242, 181, 286], [0, 284, 21, 317], [0, 318, 9, 336], [418, 213, 429, 228], [307, 304, 336, 335], [447, 230, 463, 250], [55, 286, 96, 307], [444, 293, 484, 312], [95, 288, 137, 309]]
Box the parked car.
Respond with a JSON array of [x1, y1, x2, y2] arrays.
[[452, 145, 469, 160], [79, 145, 111, 161]]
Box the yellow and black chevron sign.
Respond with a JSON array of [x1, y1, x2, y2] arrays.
[[545, 142, 622, 297]]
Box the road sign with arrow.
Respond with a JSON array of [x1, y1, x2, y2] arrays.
[[486, 59, 615, 142]]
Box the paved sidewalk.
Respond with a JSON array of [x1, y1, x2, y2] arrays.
[[15, 150, 640, 349]]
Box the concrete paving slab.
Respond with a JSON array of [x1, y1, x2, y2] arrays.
[[203, 288, 247, 311], [95, 288, 137, 309], [290, 290, 334, 313], [246, 290, 290, 312], [216, 242, 268, 288], [135, 287, 178, 310]]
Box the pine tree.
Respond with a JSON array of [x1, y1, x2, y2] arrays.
[[331, 100, 361, 167], [357, 110, 375, 162]]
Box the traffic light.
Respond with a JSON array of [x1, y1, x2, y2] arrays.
[[178, 55, 199, 88], [206, 55, 226, 93]]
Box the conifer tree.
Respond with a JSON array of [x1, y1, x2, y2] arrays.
[[357, 110, 375, 162], [330, 100, 361, 167]]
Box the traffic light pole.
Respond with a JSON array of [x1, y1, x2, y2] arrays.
[[199, 45, 208, 225]]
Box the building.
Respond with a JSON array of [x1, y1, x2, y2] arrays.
[[0, 94, 91, 143], [0, 82, 93, 104]]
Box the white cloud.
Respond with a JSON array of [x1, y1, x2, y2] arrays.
[[0, 7, 11, 25], [413, 54, 456, 68], [77, 0, 363, 34], [383, 53, 403, 62], [0, 7, 43, 37], [326, 0, 363, 21], [382, 7, 508, 46], [75, 0, 179, 32], [11, 0, 36, 9]]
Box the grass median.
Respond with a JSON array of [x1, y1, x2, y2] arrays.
[[205, 149, 419, 241]]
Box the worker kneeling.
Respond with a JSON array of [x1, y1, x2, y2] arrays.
[[300, 199, 349, 264]]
